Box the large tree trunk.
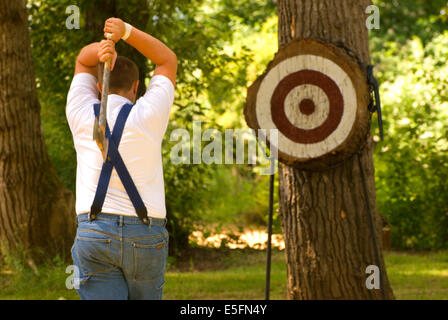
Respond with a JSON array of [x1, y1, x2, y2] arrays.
[[0, 0, 75, 261], [277, 0, 394, 299]]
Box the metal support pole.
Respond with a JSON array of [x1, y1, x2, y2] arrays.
[[265, 171, 275, 300]]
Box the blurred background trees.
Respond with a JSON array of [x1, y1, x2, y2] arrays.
[[25, 0, 448, 254], [371, 0, 448, 249]]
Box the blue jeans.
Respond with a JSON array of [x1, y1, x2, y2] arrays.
[[71, 213, 169, 300]]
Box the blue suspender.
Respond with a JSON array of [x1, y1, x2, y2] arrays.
[[90, 103, 149, 224]]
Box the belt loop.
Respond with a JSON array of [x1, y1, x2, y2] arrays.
[[119, 216, 124, 227], [147, 217, 152, 229]]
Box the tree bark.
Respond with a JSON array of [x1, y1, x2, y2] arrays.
[[0, 0, 75, 261], [277, 0, 394, 299]]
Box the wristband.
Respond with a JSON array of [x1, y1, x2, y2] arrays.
[[122, 22, 132, 41]]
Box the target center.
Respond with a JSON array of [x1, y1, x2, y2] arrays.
[[299, 99, 315, 115], [283, 84, 330, 130]]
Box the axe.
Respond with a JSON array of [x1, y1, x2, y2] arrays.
[[93, 34, 113, 161]]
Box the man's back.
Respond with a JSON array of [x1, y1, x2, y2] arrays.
[[67, 72, 174, 218]]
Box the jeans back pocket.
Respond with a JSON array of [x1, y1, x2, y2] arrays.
[[74, 230, 113, 277], [132, 236, 168, 282]]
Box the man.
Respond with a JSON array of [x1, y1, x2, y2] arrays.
[[66, 17, 177, 300]]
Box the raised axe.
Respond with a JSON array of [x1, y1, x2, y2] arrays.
[[92, 33, 113, 161]]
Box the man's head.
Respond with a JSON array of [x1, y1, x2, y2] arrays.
[[97, 56, 139, 103]]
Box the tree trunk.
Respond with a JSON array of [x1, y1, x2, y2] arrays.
[[0, 0, 75, 261], [277, 0, 394, 299]]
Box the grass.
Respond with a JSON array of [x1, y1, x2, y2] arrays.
[[385, 251, 448, 300], [0, 249, 447, 300], [164, 248, 287, 300]]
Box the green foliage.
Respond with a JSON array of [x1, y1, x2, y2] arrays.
[[367, 1, 448, 250], [196, 166, 280, 234], [28, 0, 81, 191], [373, 33, 448, 249], [372, 0, 447, 45]]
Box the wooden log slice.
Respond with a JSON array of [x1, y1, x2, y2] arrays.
[[245, 38, 370, 170]]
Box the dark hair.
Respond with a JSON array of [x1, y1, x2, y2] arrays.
[[98, 56, 139, 92]]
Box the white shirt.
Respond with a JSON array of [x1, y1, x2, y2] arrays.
[[66, 73, 174, 218]]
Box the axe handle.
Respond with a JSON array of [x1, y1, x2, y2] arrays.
[[93, 34, 113, 161], [92, 58, 111, 161], [99, 59, 111, 130]]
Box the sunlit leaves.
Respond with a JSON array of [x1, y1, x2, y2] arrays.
[[374, 32, 448, 249]]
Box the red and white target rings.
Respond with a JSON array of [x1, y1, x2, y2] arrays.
[[270, 69, 344, 145], [245, 39, 370, 168]]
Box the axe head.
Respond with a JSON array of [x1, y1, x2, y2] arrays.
[[93, 118, 109, 161]]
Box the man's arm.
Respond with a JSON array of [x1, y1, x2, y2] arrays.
[[104, 18, 177, 86], [75, 42, 100, 77], [74, 41, 117, 77]]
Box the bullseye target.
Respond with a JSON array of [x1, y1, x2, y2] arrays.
[[245, 39, 370, 168]]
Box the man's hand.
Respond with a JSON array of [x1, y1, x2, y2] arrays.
[[98, 39, 117, 70], [104, 18, 126, 43], [102, 16, 177, 86]]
